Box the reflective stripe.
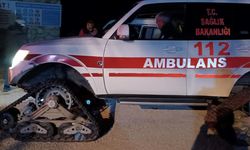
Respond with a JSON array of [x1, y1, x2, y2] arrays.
[[82, 73, 103, 77], [26, 54, 250, 69], [72, 56, 250, 69], [109, 73, 186, 78], [24, 54, 40, 60], [30, 55, 83, 67], [195, 74, 241, 78]]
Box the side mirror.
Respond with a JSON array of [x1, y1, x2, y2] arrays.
[[117, 24, 130, 40]]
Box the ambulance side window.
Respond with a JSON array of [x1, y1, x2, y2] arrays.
[[186, 3, 234, 40], [186, 3, 250, 40], [112, 4, 186, 40], [140, 26, 161, 40], [234, 4, 250, 39]]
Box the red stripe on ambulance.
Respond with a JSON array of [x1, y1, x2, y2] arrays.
[[24, 54, 41, 60], [195, 74, 241, 78], [32, 55, 82, 67], [71, 55, 102, 68], [27, 54, 250, 69], [109, 73, 186, 78], [71, 56, 250, 69], [82, 73, 103, 77]]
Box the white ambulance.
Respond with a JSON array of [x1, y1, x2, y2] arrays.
[[3, 0, 250, 141], [10, 0, 250, 98]]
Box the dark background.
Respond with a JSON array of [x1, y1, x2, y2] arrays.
[[0, 0, 138, 76], [60, 0, 138, 37]]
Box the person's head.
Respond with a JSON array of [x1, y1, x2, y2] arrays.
[[86, 20, 95, 32], [155, 12, 171, 30]]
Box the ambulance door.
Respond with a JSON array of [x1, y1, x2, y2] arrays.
[[104, 3, 188, 95], [186, 3, 238, 96]]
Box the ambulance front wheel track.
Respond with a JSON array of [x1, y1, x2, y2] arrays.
[[35, 80, 100, 141]]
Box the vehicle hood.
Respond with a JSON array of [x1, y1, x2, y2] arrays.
[[20, 37, 108, 56]]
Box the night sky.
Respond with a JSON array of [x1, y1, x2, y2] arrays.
[[60, 0, 138, 37]]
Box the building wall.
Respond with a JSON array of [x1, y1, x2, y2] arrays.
[[0, 0, 61, 65], [12, 0, 61, 42], [16, 0, 60, 3]]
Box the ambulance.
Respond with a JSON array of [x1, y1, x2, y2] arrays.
[[2, 0, 250, 141]]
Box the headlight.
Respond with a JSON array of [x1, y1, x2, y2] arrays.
[[11, 50, 29, 68]]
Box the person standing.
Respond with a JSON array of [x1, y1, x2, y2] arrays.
[[4, 20, 27, 91], [0, 9, 15, 92]]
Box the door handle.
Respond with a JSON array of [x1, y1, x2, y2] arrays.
[[237, 46, 250, 52], [97, 61, 103, 67], [238, 49, 249, 53], [162, 46, 177, 53]]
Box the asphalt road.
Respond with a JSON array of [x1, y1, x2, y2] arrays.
[[0, 88, 248, 150]]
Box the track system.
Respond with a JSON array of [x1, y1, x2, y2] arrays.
[[0, 81, 99, 142]]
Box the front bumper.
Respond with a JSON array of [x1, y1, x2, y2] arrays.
[[8, 61, 34, 86]]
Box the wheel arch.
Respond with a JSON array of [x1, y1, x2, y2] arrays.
[[18, 63, 95, 96], [235, 71, 250, 86]]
